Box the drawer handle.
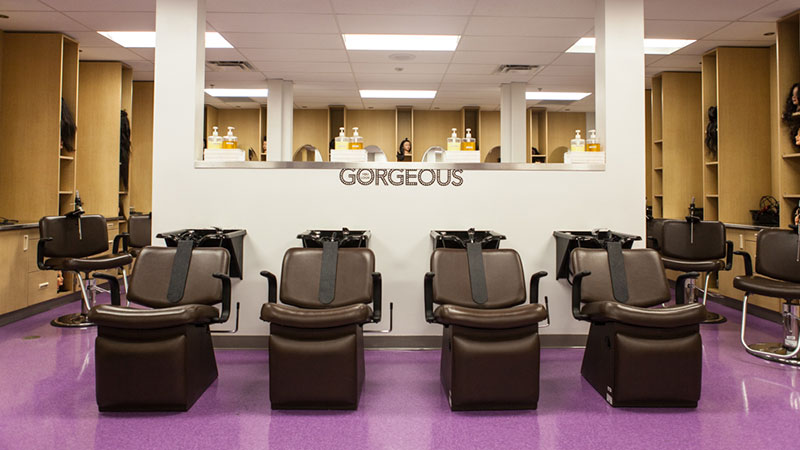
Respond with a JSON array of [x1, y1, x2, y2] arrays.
[[38, 282, 50, 289]]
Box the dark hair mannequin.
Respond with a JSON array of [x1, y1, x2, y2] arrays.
[[783, 83, 800, 123], [792, 123, 800, 150], [705, 106, 718, 158], [397, 138, 412, 161], [60, 98, 77, 152]]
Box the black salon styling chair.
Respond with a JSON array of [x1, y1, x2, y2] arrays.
[[37, 196, 132, 327], [734, 228, 800, 366], [657, 200, 733, 324]]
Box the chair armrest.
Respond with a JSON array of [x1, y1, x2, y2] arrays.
[[734, 251, 753, 276], [212, 273, 231, 323], [260, 270, 277, 304], [571, 271, 591, 321], [529, 271, 547, 304], [675, 271, 700, 305], [94, 273, 121, 306], [36, 237, 53, 270], [371, 272, 382, 323], [646, 236, 660, 250], [113, 233, 130, 254], [724, 240, 734, 271], [424, 272, 436, 323]]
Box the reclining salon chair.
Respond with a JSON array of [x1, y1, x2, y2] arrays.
[[570, 246, 707, 407], [87, 246, 232, 411], [425, 245, 549, 410], [734, 228, 800, 366], [657, 207, 733, 324], [259, 244, 382, 409], [38, 214, 132, 327], [113, 212, 152, 259]]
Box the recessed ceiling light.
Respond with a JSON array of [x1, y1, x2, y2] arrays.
[[344, 34, 460, 51], [360, 90, 437, 99], [566, 37, 695, 55], [205, 88, 268, 97], [98, 31, 233, 48], [526, 92, 591, 101]]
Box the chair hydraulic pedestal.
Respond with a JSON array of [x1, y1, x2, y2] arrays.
[[734, 228, 800, 366], [38, 214, 132, 327]]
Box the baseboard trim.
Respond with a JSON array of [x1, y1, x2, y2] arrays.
[[0, 291, 81, 327], [212, 333, 588, 350]]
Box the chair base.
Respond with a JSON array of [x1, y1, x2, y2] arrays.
[[701, 311, 726, 324], [745, 343, 800, 367], [581, 321, 702, 408], [440, 325, 540, 411], [268, 323, 365, 410], [95, 323, 218, 412], [51, 313, 95, 328]]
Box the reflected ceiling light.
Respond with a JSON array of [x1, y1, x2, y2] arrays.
[[98, 31, 233, 48], [205, 88, 268, 97], [360, 90, 437, 99], [566, 37, 695, 55], [526, 92, 591, 101], [344, 34, 460, 51]]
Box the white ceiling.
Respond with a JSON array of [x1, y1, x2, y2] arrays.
[[0, 0, 796, 111]]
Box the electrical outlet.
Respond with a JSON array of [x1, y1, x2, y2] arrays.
[[23, 235, 29, 251]]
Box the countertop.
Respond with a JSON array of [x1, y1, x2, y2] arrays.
[[0, 216, 126, 233]]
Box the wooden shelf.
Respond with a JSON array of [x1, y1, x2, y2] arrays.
[[654, 167, 663, 171], [119, 191, 128, 195], [59, 155, 74, 161], [782, 153, 800, 160], [784, 194, 800, 199], [531, 155, 546, 158], [706, 194, 719, 198], [654, 194, 663, 198], [705, 161, 718, 166], [58, 191, 72, 195], [653, 139, 663, 144]]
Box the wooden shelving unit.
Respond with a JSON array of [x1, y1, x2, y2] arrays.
[[701, 47, 772, 224], [777, 12, 800, 227], [650, 72, 702, 219], [645, 89, 653, 206], [525, 108, 586, 164], [130, 81, 154, 214]]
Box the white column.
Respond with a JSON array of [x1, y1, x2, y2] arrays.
[[500, 82, 527, 163], [267, 79, 294, 161], [152, 0, 205, 223]]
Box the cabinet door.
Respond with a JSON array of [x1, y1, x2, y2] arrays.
[[0, 231, 29, 314]]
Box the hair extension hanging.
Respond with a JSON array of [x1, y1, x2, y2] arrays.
[[60, 98, 77, 153], [120, 110, 132, 189]]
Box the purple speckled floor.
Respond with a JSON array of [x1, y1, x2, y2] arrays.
[[1, 297, 799, 450]]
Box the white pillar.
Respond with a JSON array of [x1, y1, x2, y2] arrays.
[[500, 82, 527, 163], [152, 0, 205, 224], [595, 0, 646, 229], [267, 79, 294, 161]]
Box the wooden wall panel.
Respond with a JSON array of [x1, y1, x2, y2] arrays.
[[76, 61, 122, 218], [215, 108, 262, 155], [130, 82, 154, 213], [645, 89, 653, 206], [412, 110, 461, 161], [346, 109, 396, 161], [479, 111, 500, 161], [293, 108, 329, 161], [546, 112, 586, 162]]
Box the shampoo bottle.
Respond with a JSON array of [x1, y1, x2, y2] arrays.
[[334, 127, 350, 150], [349, 127, 364, 150], [570, 130, 585, 152], [447, 128, 461, 151], [208, 126, 223, 150], [461, 128, 476, 151], [222, 127, 238, 149], [587, 129, 601, 152]]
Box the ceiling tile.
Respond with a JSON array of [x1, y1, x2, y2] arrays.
[[336, 14, 469, 34], [205, 71, 269, 82], [205, 48, 247, 61], [207, 0, 332, 13], [79, 46, 144, 61], [644, 0, 774, 21], [458, 36, 578, 52], [239, 48, 348, 62], [0, 1, 53, 10], [65, 31, 119, 47], [126, 60, 154, 71], [644, 20, 728, 39], [41, 0, 156, 11], [356, 81, 441, 90], [441, 73, 514, 84], [130, 48, 155, 60], [132, 71, 154, 81], [221, 33, 344, 49], [647, 54, 703, 69], [354, 73, 445, 83], [704, 21, 777, 41], [0, 11, 89, 31], [331, 0, 477, 15], [252, 61, 351, 72], [261, 72, 356, 82], [537, 65, 594, 77], [549, 53, 595, 66], [463, 17, 593, 37], [207, 13, 339, 33], [741, 0, 800, 22], [351, 63, 449, 74], [63, 12, 155, 30], [676, 39, 773, 55], [450, 51, 560, 65], [347, 51, 454, 64], [472, 0, 595, 18], [446, 64, 501, 75]]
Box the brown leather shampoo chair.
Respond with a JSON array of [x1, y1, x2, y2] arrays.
[[424, 248, 548, 411], [38, 215, 133, 327], [570, 248, 707, 407], [734, 229, 800, 366], [88, 246, 231, 411], [659, 219, 733, 323], [260, 247, 381, 410]]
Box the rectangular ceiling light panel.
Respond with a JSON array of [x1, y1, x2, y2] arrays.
[[360, 90, 437, 99], [98, 31, 233, 48], [344, 34, 460, 51], [526, 92, 591, 101], [205, 89, 268, 97], [566, 37, 695, 55]]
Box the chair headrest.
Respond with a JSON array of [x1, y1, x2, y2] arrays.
[[430, 248, 525, 309], [280, 247, 375, 309], [660, 220, 726, 261]]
